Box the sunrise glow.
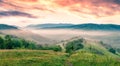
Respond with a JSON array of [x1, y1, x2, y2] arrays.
[[0, 0, 120, 26]]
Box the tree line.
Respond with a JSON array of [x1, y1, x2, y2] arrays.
[[0, 35, 36, 49], [0, 35, 62, 52]]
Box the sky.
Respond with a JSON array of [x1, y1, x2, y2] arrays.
[[0, 0, 120, 27]]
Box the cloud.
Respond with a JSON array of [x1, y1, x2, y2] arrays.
[[0, 0, 3, 2], [0, 0, 54, 12], [113, 0, 120, 4], [0, 0, 120, 18], [54, 0, 120, 17], [20, 0, 38, 2], [0, 11, 37, 18]]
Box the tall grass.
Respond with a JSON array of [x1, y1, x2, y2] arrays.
[[0, 50, 67, 66], [66, 50, 120, 66], [0, 50, 120, 66]]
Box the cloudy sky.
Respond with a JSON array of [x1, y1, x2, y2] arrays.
[[0, 0, 120, 27]]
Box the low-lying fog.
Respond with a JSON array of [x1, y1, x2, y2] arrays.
[[30, 29, 120, 48]]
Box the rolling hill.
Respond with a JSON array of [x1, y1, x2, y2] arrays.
[[27, 23, 74, 29], [27, 23, 120, 30], [58, 37, 120, 66], [0, 29, 54, 44], [0, 37, 120, 66], [0, 24, 18, 30]]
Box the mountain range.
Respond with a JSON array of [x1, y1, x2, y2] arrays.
[[27, 23, 120, 30], [27, 23, 73, 29]]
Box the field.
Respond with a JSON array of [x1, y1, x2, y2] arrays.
[[0, 50, 120, 66], [0, 50, 67, 66]]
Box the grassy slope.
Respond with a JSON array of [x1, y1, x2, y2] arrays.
[[60, 38, 120, 66], [0, 35, 120, 66], [66, 50, 120, 66], [0, 49, 120, 66]]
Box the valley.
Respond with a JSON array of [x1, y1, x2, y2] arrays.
[[0, 24, 120, 66], [29, 29, 120, 48]]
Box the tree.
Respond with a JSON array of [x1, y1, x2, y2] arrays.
[[12, 39, 22, 49], [0, 37, 4, 49], [5, 35, 13, 49], [28, 42, 36, 49], [109, 48, 116, 54]]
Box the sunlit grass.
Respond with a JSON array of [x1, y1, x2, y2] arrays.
[[0, 50, 67, 66]]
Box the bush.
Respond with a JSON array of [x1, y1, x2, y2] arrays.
[[109, 48, 116, 54], [65, 39, 84, 53], [42, 45, 62, 52]]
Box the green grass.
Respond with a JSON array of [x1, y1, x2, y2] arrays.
[[66, 50, 120, 66], [0, 50, 67, 66], [0, 38, 120, 66], [0, 50, 120, 66]]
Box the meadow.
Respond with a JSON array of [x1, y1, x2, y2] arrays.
[[0, 49, 120, 66], [0, 38, 120, 66], [0, 50, 67, 66]]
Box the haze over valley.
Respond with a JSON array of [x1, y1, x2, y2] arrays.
[[0, 23, 120, 48]]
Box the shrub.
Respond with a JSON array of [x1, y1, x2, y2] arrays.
[[65, 39, 84, 53], [109, 48, 116, 54], [42, 45, 62, 52]]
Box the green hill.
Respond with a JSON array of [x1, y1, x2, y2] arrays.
[[0, 37, 120, 66], [58, 38, 120, 66], [63, 38, 120, 66]]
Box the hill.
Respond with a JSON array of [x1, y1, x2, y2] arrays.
[[67, 23, 120, 30], [27, 23, 74, 29], [57, 37, 120, 55], [58, 38, 120, 66], [0, 29, 54, 44], [0, 24, 18, 30], [27, 23, 120, 30], [0, 38, 120, 66]]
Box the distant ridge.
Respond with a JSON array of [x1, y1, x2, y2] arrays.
[[27, 23, 74, 29], [27, 23, 120, 30], [0, 24, 18, 30]]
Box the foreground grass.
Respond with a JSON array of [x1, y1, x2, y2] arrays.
[[66, 50, 120, 66], [0, 50, 67, 66], [0, 50, 120, 66]]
